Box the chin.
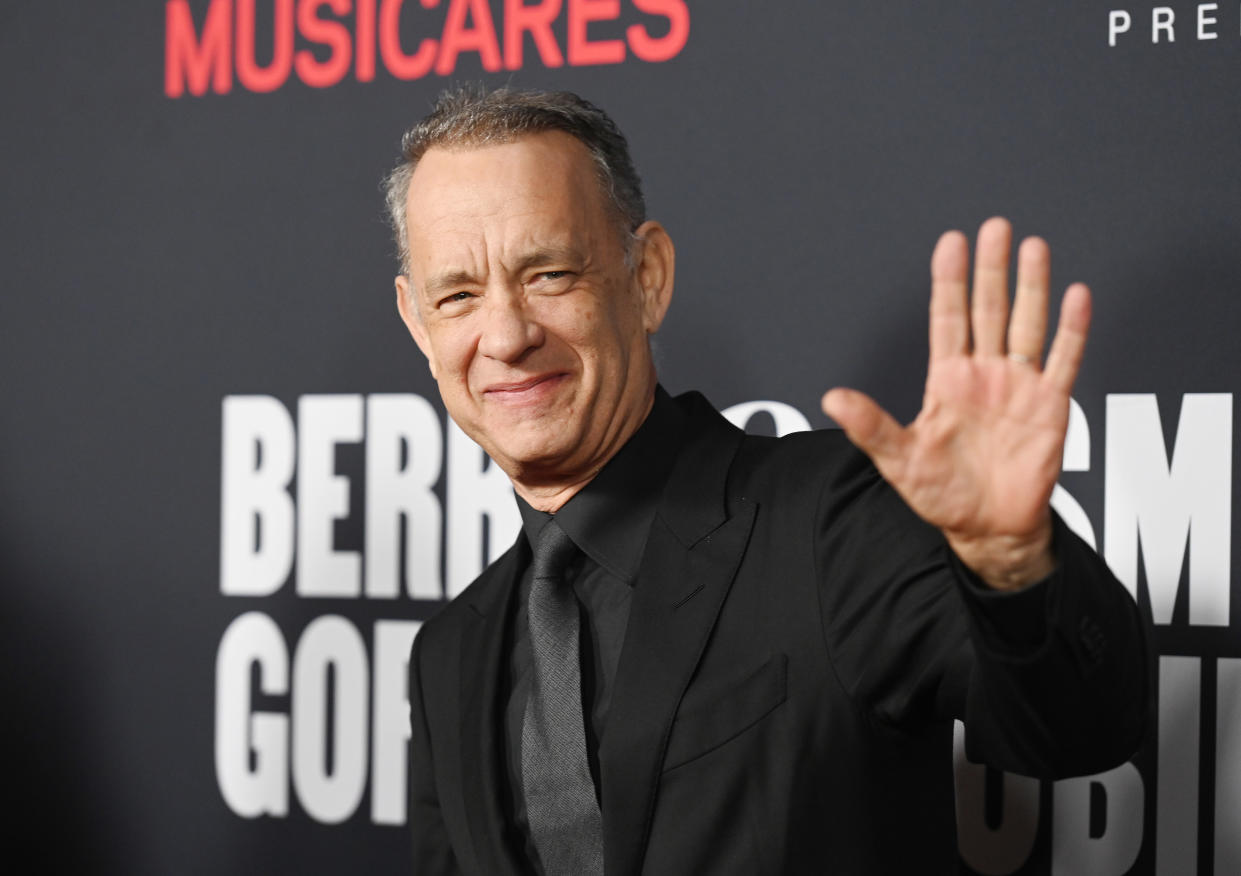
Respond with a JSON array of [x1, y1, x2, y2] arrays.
[[499, 434, 579, 471]]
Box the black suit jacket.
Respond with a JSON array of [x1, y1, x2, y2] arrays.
[[407, 392, 1149, 875]]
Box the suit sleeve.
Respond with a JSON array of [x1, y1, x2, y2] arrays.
[[815, 456, 1152, 779], [408, 629, 463, 875]]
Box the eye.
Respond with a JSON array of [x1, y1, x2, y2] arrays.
[[530, 270, 574, 289], [438, 290, 474, 308]]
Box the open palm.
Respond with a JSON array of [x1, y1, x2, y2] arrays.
[[822, 217, 1091, 590]]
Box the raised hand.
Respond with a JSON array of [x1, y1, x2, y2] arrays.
[[821, 217, 1091, 590]]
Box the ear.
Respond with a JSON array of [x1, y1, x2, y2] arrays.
[[632, 220, 675, 334], [395, 275, 438, 378]]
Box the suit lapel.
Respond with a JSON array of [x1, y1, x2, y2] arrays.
[[599, 395, 756, 876], [458, 539, 528, 876]]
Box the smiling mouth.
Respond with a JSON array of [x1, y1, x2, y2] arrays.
[[483, 373, 569, 402]]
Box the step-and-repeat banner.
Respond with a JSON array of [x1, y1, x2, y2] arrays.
[[4, 3, 1239, 873]]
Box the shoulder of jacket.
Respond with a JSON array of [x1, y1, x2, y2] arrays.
[[416, 545, 520, 653], [734, 426, 867, 477]]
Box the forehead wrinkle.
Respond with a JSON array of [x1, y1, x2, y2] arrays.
[[410, 228, 484, 301], [485, 204, 595, 276], [405, 137, 616, 298]]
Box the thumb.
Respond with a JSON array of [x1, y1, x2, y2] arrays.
[[821, 388, 907, 474]]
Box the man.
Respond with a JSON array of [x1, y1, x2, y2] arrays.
[[386, 87, 1149, 874]]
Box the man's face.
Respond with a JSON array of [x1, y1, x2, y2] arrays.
[[396, 131, 673, 493]]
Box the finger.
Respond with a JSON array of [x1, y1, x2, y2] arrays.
[[930, 230, 970, 362], [822, 387, 909, 478], [1043, 283, 1092, 393], [971, 217, 1012, 357], [1008, 236, 1050, 365]]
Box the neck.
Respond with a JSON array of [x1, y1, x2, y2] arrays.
[[513, 475, 598, 513]]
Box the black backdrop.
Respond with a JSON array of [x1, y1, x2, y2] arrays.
[[4, 2, 1240, 873]]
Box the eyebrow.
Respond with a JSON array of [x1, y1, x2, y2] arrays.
[[422, 270, 477, 300], [421, 247, 584, 300], [512, 246, 582, 275]]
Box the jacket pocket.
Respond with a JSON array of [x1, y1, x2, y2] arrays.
[[663, 653, 788, 771]]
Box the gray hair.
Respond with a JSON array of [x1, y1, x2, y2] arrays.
[[383, 86, 646, 275]]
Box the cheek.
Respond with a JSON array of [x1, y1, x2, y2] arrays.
[[430, 332, 474, 383], [572, 302, 597, 333], [542, 290, 641, 366], [544, 301, 599, 348]]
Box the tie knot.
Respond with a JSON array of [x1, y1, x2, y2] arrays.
[[532, 519, 577, 581]]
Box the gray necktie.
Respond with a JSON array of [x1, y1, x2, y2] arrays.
[[521, 519, 605, 876]]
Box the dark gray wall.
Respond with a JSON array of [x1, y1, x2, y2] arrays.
[[4, 2, 1238, 873]]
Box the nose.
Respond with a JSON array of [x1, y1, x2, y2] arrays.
[[476, 290, 544, 363]]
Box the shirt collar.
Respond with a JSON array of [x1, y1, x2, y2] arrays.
[[517, 386, 685, 583]]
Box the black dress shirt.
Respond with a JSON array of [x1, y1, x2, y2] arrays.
[[502, 387, 686, 864]]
